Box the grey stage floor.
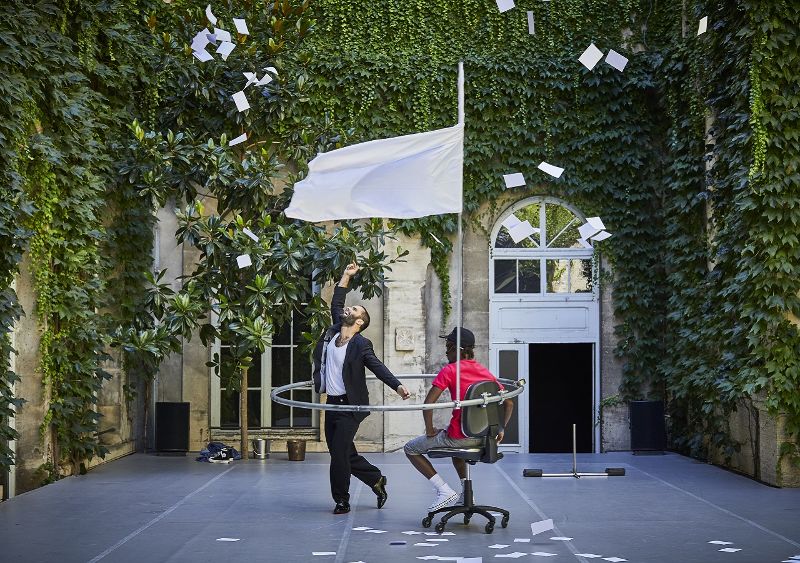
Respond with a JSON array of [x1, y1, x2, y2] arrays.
[[1, 452, 799, 563]]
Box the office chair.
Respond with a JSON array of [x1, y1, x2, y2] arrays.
[[421, 380, 510, 534]]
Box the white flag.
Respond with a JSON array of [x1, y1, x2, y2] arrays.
[[285, 124, 463, 222]]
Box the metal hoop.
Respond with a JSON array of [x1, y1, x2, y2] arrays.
[[270, 374, 525, 412]]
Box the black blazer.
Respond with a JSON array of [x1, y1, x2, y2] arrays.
[[313, 285, 402, 420]]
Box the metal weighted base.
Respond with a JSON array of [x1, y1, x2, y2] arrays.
[[523, 424, 626, 479]]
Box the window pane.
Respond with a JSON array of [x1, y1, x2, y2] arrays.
[[494, 260, 516, 293], [220, 388, 238, 428], [497, 350, 519, 444], [546, 259, 570, 293], [544, 204, 582, 248], [248, 390, 261, 428], [247, 352, 262, 388], [292, 390, 313, 427], [570, 259, 593, 293], [271, 346, 291, 388], [518, 260, 541, 293], [272, 399, 290, 427], [292, 346, 312, 384], [272, 317, 292, 345], [495, 204, 540, 249]]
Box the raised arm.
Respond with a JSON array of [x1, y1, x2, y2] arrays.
[[331, 263, 358, 324]]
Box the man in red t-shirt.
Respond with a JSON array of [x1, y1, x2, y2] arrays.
[[404, 327, 514, 511]]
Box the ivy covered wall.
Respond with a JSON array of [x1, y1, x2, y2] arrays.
[[0, 0, 798, 487]]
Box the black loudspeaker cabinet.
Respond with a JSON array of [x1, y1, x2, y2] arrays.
[[155, 402, 190, 454], [629, 400, 666, 452]]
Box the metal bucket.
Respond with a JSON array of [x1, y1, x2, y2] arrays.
[[287, 439, 306, 461], [252, 438, 269, 459]]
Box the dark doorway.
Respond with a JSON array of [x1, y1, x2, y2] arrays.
[[529, 343, 593, 453]]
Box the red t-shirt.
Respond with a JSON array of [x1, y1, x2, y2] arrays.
[[431, 359, 504, 439]]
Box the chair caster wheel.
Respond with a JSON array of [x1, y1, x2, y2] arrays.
[[463, 515, 471, 525], [501, 516, 509, 528], [422, 517, 432, 528], [485, 521, 495, 534], [435, 522, 446, 533]]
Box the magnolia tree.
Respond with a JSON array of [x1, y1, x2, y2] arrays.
[[114, 1, 406, 457]]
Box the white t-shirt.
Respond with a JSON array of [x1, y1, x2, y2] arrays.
[[324, 334, 349, 396]]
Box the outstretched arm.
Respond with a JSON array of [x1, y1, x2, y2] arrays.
[[362, 341, 410, 400]]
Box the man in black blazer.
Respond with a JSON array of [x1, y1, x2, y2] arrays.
[[313, 263, 410, 514]]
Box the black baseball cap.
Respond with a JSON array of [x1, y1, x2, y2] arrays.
[[440, 327, 475, 348]]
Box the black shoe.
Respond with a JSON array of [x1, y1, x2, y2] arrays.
[[333, 501, 350, 514], [372, 476, 388, 509]]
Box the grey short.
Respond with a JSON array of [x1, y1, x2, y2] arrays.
[[404, 430, 483, 455]]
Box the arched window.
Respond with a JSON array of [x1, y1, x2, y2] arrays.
[[490, 197, 595, 297]]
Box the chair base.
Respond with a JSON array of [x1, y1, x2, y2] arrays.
[[421, 479, 509, 534]]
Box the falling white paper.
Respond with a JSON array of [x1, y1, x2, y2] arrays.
[[495, 554, 528, 559], [538, 161, 564, 178], [236, 254, 251, 268], [605, 49, 629, 72], [530, 519, 554, 537], [530, 554, 558, 558], [205, 4, 217, 25], [192, 48, 213, 62], [214, 27, 232, 42], [502, 214, 521, 230], [191, 30, 210, 51], [503, 173, 526, 189], [708, 541, 733, 545], [496, 0, 515, 13], [233, 18, 249, 35], [206, 33, 217, 44], [414, 542, 439, 547], [527, 11, 535, 34], [579, 43, 604, 70], [263, 66, 278, 76], [489, 544, 510, 549], [216, 538, 240, 541], [577, 238, 593, 249], [508, 220, 538, 243], [217, 41, 236, 60], [243, 72, 258, 87], [230, 133, 247, 147], [590, 230, 612, 242], [586, 216, 606, 231], [575, 556, 603, 559], [351, 526, 371, 531], [513, 538, 530, 543], [698, 16, 708, 35], [578, 222, 600, 240], [256, 73, 273, 86], [232, 91, 250, 112], [602, 558, 627, 562], [312, 553, 336, 556], [549, 537, 573, 541], [718, 548, 741, 553]]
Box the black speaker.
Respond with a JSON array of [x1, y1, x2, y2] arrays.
[[155, 402, 190, 454], [629, 400, 665, 452]]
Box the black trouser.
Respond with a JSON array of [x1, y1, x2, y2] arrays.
[[325, 395, 381, 503]]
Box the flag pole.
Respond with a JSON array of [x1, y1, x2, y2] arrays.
[[455, 61, 464, 407]]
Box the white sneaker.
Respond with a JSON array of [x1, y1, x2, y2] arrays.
[[456, 491, 471, 505], [428, 488, 458, 511]]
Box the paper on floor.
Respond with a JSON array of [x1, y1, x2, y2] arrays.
[[530, 554, 557, 558], [216, 538, 240, 541], [312, 552, 336, 556], [489, 544, 510, 549], [575, 555, 603, 559], [602, 558, 627, 562], [579, 43, 604, 70], [513, 538, 530, 543], [708, 541, 733, 545], [718, 548, 741, 553], [549, 536, 573, 541], [414, 542, 439, 547], [351, 526, 371, 531], [530, 518, 554, 536], [494, 553, 527, 559]]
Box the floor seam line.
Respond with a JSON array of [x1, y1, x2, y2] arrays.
[[494, 463, 589, 563], [634, 466, 800, 548], [85, 465, 236, 563], [334, 481, 363, 563]]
